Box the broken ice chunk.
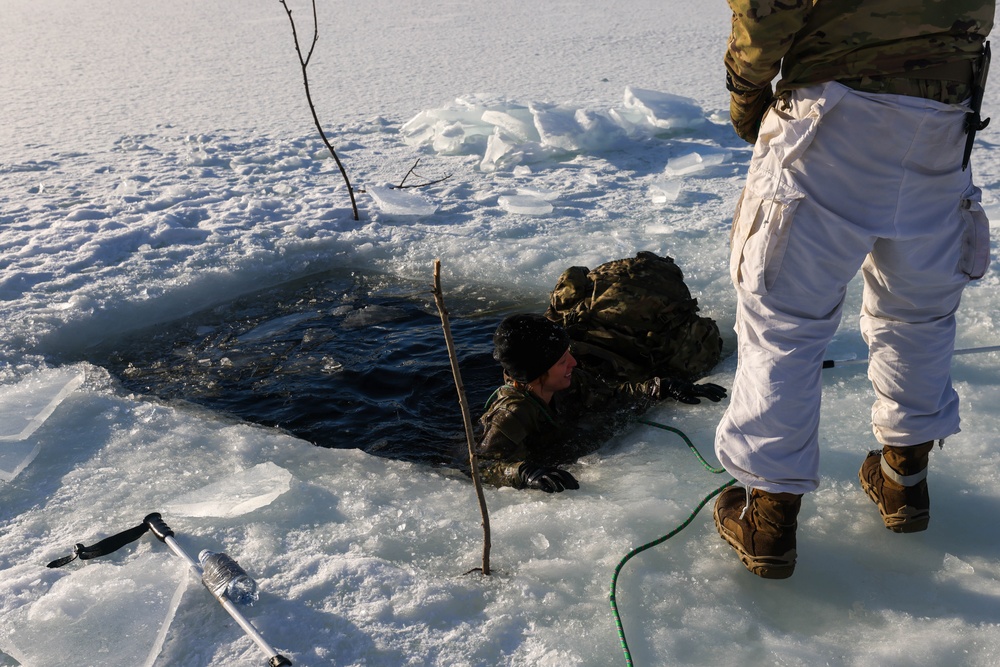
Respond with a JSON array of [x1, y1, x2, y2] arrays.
[[0, 367, 85, 442], [530, 103, 584, 152], [367, 185, 438, 217], [2, 553, 189, 667], [623, 86, 706, 131], [942, 553, 975, 575], [481, 108, 539, 143], [481, 131, 516, 172], [498, 194, 553, 216], [164, 461, 294, 518], [645, 222, 675, 235], [516, 186, 559, 201], [649, 180, 682, 204], [663, 151, 728, 177], [0, 366, 85, 482]]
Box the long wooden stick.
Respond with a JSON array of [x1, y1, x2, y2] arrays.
[[432, 259, 491, 575]]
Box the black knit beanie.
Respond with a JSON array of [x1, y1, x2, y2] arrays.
[[493, 313, 570, 383]]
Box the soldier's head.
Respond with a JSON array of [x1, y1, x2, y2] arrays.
[[493, 314, 573, 389]]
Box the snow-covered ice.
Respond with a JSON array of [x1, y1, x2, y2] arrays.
[[2, 1, 1000, 666]]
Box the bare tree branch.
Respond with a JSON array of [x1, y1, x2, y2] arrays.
[[394, 158, 453, 189], [280, 0, 360, 221]]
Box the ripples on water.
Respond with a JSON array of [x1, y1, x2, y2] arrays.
[[81, 270, 540, 467]]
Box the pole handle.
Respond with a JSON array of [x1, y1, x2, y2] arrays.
[[144, 512, 174, 541]]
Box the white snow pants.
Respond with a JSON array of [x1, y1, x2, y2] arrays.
[[715, 81, 991, 495]]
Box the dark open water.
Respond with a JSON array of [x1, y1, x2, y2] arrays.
[[78, 270, 542, 467]]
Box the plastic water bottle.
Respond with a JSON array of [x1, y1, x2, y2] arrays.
[[198, 549, 259, 605]]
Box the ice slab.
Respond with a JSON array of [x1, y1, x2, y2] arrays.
[[481, 108, 539, 142], [164, 461, 294, 518], [648, 179, 682, 204], [1, 552, 189, 667], [516, 186, 560, 201], [237, 313, 313, 344], [0, 366, 85, 481], [529, 103, 584, 152], [481, 131, 517, 172], [498, 194, 553, 216], [367, 185, 438, 217], [623, 86, 706, 131], [663, 151, 728, 176], [645, 222, 675, 234], [0, 367, 85, 441]]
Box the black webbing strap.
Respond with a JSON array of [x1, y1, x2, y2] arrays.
[[46, 518, 154, 568]]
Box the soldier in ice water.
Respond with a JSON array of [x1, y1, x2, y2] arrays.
[[476, 313, 726, 492]]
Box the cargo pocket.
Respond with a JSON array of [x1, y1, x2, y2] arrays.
[[728, 84, 840, 296], [729, 181, 803, 296], [959, 185, 990, 280], [754, 82, 847, 168]]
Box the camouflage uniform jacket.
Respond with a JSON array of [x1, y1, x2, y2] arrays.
[[476, 369, 657, 489], [726, 0, 995, 103]]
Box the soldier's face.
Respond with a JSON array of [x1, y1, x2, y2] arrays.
[[539, 348, 576, 393]]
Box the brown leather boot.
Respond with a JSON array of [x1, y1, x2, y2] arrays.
[[714, 487, 802, 579], [859, 441, 933, 533]]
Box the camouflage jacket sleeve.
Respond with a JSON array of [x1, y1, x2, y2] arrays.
[[476, 387, 543, 489], [556, 369, 657, 414], [725, 0, 811, 90], [613, 377, 660, 404], [476, 428, 526, 489]]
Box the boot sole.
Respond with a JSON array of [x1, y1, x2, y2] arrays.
[[713, 510, 796, 579], [858, 469, 929, 533]]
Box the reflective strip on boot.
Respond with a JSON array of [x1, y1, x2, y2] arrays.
[[880, 455, 928, 487]]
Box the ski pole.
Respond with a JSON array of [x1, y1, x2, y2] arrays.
[[823, 344, 1000, 369], [143, 513, 292, 667]]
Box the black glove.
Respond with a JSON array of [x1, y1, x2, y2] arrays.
[[656, 377, 728, 404], [517, 462, 580, 493], [727, 70, 773, 144]]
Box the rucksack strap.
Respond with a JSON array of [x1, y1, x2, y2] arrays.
[[46, 520, 152, 568]]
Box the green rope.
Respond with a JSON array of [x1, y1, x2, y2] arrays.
[[609, 420, 737, 666]]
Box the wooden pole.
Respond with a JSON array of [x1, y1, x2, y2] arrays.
[[431, 260, 491, 575]]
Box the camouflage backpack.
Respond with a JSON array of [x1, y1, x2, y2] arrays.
[[544, 251, 722, 383]]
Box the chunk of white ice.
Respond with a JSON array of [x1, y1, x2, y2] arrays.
[[2, 553, 189, 667], [530, 103, 585, 152], [942, 553, 976, 575], [645, 222, 675, 235], [0, 367, 85, 442], [623, 86, 706, 131], [516, 186, 560, 201], [481, 131, 517, 172], [663, 151, 727, 177], [0, 366, 85, 481], [648, 179, 682, 204], [164, 461, 294, 518], [481, 108, 539, 143], [498, 194, 553, 216], [367, 185, 438, 218]]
